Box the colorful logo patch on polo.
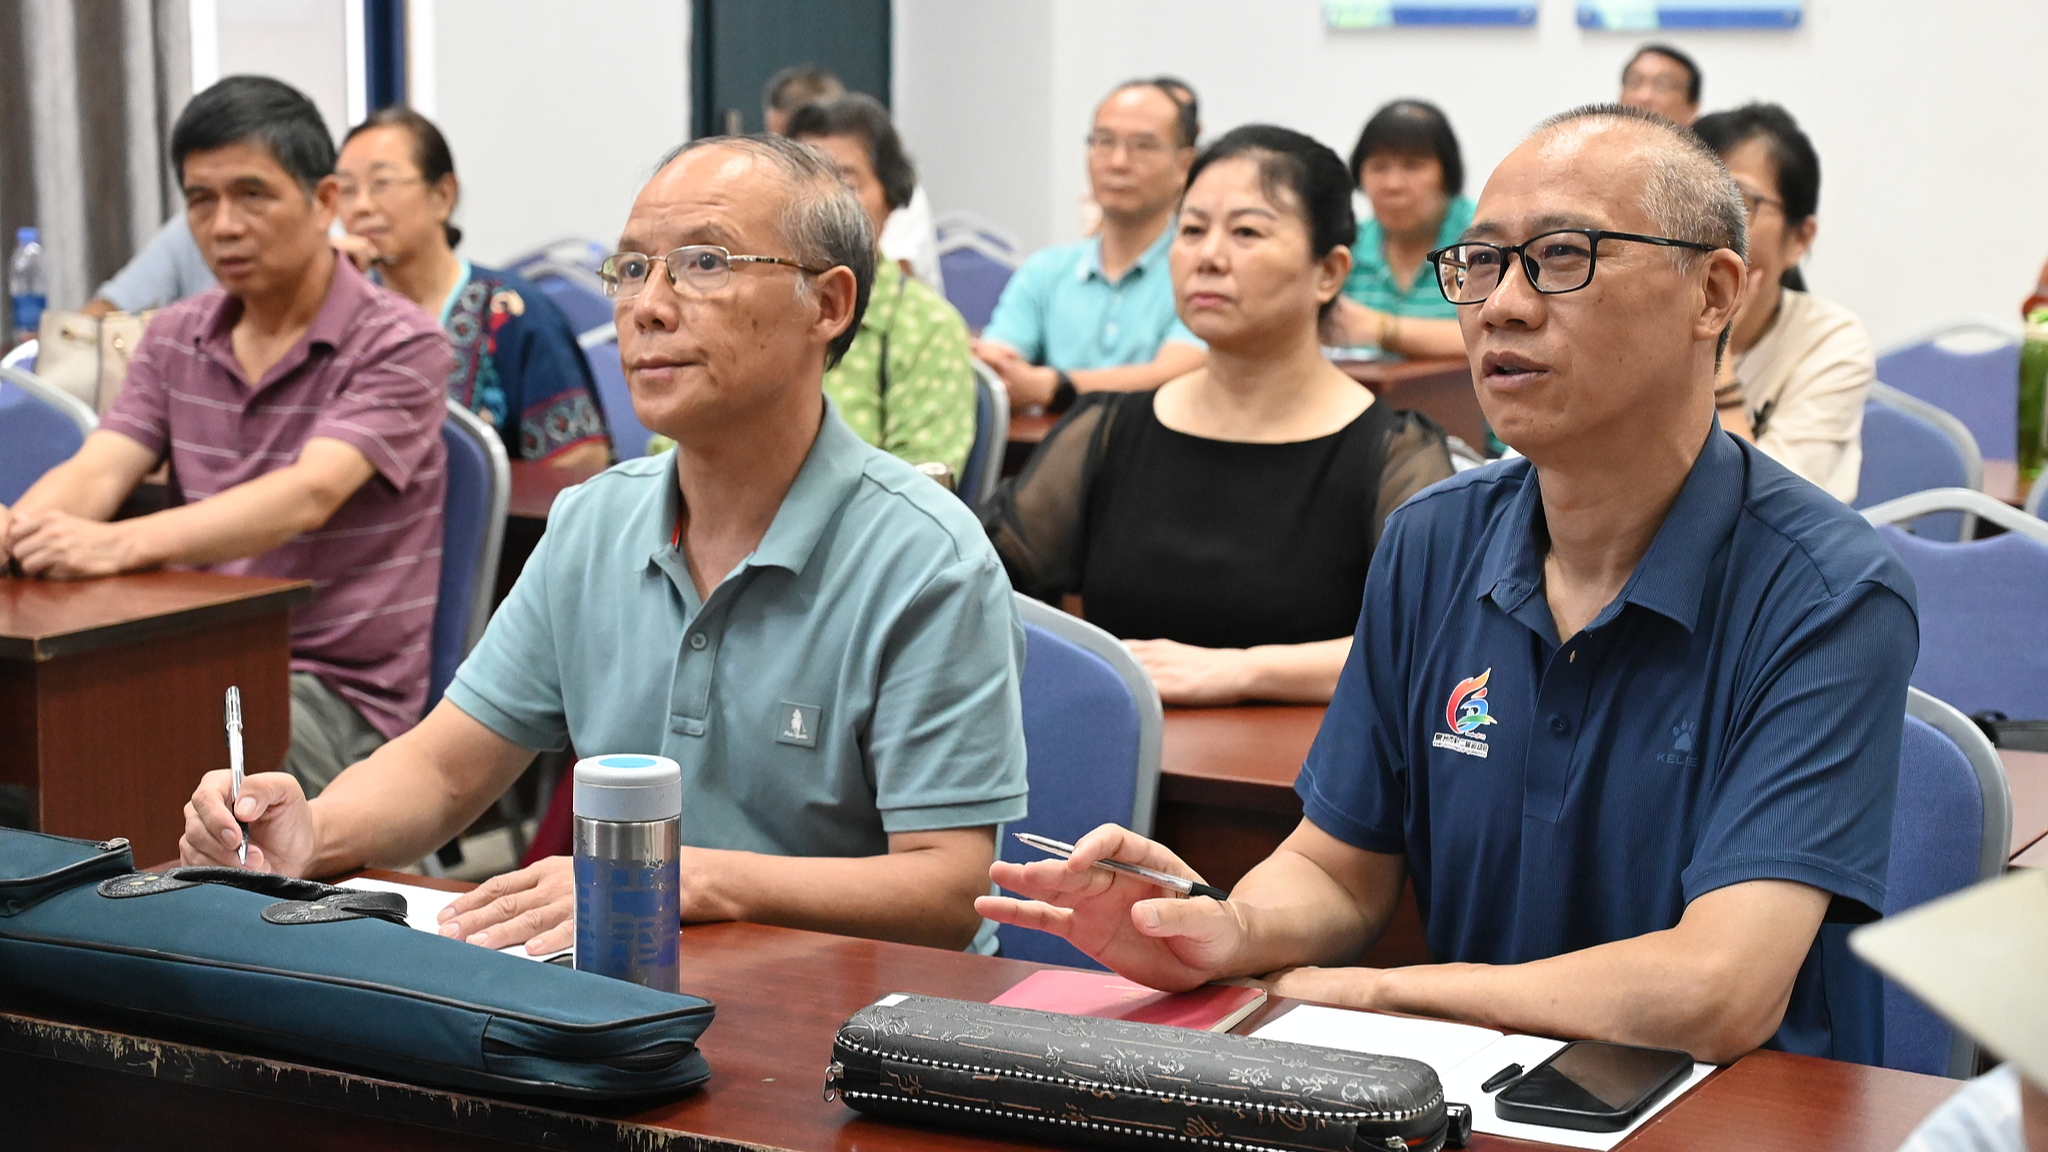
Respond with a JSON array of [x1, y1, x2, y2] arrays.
[[1432, 669, 1497, 758]]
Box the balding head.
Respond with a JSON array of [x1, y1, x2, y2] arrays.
[[1532, 104, 1746, 264]]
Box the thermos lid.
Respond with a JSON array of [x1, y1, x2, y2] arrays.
[[573, 754, 681, 822]]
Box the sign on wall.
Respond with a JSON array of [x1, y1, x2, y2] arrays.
[[1577, 1, 1803, 29], [1324, 1, 1538, 28]]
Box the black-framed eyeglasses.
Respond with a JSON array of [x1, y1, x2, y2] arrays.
[[599, 245, 831, 300], [1425, 228, 1721, 305], [1738, 189, 1783, 222]]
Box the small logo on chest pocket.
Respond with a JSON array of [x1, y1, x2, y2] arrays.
[[776, 702, 821, 748]]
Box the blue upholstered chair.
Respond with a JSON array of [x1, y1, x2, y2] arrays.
[[959, 362, 1010, 508], [1855, 382, 1983, 542], [936, 234, 1018, 333], [1000, 595, 1164, 969], [522, 260, 617, 337], [577, 325, 653, 461], [1876, 322, 2019, 462], [0, 364, 96, 504], [426, 401, 509, 713], [1880, 689, 2012, 1077], [1862, 489, 2048, 721]]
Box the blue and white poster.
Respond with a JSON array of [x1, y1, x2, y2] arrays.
[[1577, 1, 1803, 29], [1325, 1, 1537, 29]]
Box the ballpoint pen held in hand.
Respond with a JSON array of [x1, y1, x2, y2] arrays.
[[225, 686, 247, 866], [1014, 832, 1229, 900]]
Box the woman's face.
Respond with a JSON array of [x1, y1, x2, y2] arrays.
[[1720, 135, 1815, 294], [335, 125, 456, 264], [1360, 150, 1448, 237], [800, 132, 892, 242], [1171, 155, 1348, 354]]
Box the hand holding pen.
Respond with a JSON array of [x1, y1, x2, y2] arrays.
[[1014, 833, 1228, 900]]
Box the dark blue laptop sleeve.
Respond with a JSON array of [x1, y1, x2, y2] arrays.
[[0, 829, 712, 1099]]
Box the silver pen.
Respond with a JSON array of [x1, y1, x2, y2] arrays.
[[1013, 832, 1228, 900], [225, 686, 247, 866]]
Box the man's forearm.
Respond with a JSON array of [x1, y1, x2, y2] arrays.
[[1071, 343, 1206, 394], [13, 454, 140, 524], [1240, 638, 1352, 703], [690, 832, 994, 950], [121, 444, 374, 568], [1220, 838, 1390, 976]]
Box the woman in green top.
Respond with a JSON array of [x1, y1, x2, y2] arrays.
[[1325, 100, 1471, 361], [789, 96, 977, 480]]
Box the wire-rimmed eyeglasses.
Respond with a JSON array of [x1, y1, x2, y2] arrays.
[[1425, 228, 1721, 306], [599, 245, 831, 300]]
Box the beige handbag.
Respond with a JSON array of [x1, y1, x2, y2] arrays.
[[35, 309, 155, 416]]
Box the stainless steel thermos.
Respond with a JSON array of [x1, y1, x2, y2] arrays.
[[572, 754, 682, 993]]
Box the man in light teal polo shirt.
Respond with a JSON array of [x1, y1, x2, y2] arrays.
[[180, 134, 1028, 955], [973, 79, 1207, 412]]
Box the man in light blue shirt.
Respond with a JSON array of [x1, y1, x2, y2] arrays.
[[84, 214, 216, 316], [182, 135, 1029, 955], [974, 79, 1206, 412]]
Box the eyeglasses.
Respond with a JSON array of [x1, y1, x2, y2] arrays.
[[1425, 228, 1721, 305], [599, 245, 830, 300], [1085, 132, 1174, 159], [1738, 189, 1784, 222], [336, 175, 424, 202]]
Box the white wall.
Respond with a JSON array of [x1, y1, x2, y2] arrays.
[[897, 0, 2048, 346], [212, 0, 351, 147], [425, 0, 689, 265]]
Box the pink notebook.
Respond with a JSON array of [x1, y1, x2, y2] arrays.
[[991, 969, 1269, 1032]]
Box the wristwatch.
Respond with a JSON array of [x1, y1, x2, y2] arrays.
[[1049, 370, 1078, 414]]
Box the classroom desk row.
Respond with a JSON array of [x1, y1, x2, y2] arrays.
[[0, 867, 1969, 1152]]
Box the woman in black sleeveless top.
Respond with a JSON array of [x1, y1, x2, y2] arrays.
[[985, 125, 1453, 706]]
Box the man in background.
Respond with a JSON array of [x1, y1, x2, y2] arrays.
[[973, 78, 1205, 412], [1619, 43, 1702, 125], [3, 75, 448, 791]]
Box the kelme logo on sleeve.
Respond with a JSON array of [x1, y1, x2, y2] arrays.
[[1432, 669, 1497, 758], [776, 702, 821, 748]]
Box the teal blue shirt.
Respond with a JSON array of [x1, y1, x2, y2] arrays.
[[1343, 196, 1477, 320], [980, 227, 1202, 369], [447, 402, 1029, 940]]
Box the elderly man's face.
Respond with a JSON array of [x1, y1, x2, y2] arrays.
[[1620, 52, 1698, 126], [614, 147, 846, 438], [1459, 122, 1738, 460]]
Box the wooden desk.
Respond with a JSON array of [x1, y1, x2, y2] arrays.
[[0, 874, 1961, 1152], [2002, 748, 2048, 863], [498, 459, 606, 602], [0, 572, 311, 865]]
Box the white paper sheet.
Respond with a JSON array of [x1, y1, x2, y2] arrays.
[[338, 877, 572, 963], [1252, 1005, 1715, 1150]]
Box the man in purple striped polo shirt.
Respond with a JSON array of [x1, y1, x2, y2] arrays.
[[2, 77, 448, 790]]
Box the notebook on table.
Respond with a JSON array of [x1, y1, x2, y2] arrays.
[[991, 969, 1269, 1032]]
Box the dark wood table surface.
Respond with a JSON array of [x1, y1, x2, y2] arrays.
[[0, 572, 311, 864], [0, 869, 1961, 1152], [2003, 748, 2048, 863]]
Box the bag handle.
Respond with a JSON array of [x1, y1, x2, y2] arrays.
[[97, 866, 410, 927]]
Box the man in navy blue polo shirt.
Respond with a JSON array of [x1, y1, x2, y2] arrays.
[[980, 105, 1917, 1064]]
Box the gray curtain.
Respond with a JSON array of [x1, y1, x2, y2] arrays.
[[0, 0, 190, 313]]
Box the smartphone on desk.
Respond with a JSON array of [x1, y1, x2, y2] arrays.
[[1493, 1040, 1692, 1132]]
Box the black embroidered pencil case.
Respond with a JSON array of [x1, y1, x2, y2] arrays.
[[825, 992, 1469, 1151]]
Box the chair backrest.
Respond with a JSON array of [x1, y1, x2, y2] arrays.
[[934, 211, 1021, 258], [1856, 382, 1983, 542], [1879, 688, 2013, 1077], [577, 326, 653, 460], [937, 237, 1018, 332], [0, 365, 96, 504], [523, 260, 616, 337], [1875, 321, 2019, 461], [1864, 489, 2048, 720], [502, 238, 610, 279], [1, 338, 38, 371], [427, 401, 510, 714], [1002, 595, 1164, 969], [960, 361, 1010, 508]]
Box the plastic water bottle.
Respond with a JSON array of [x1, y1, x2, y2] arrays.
[[9, 227, 46, 347], [573, 754, 682, 993]]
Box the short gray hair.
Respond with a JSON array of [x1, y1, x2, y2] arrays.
[[655, 134, 875, 367], [1533, 103, 1747, 263]]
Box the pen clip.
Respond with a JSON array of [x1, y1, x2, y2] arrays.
[[225, 686, 243, 733]]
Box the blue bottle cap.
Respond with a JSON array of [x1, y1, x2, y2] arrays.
[[573, 754, 681, 822], [16, 227, 36, 245]]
